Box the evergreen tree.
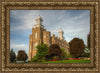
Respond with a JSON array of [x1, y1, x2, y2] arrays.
[[87, 33, 90, 49], [10, 49, 16, 62]]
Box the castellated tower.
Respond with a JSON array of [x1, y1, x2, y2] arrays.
[[29, 15, 69, 61]]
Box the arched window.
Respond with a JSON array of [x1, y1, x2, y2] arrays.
[[35, 32, 37, 39], [34, 43, 38, 50]]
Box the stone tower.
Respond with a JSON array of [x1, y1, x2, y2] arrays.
[[29, 15, 69, 61], [29, 15, 45, 60], [58, 28, 64, 39], [29, 15, 51, 61]]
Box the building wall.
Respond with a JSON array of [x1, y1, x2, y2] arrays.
[[51, 34, 70, 54], [43, 31, 51, 46], [29, 27, 69, 61]]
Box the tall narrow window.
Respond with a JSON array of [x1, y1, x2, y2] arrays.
[[30, 45, 31, 52], [34, 43, 38, 50], [35, 32, 37, 39], [44, 35, 46, 38], [44, 41, 46, 44]]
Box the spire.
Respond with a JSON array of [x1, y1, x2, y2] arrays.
[[35, 14, 43, 25], [59, 28, 63, 32], [34, 14, 44, 28], [37, 14, 41, 19], [36, 14, 43, 21], [58, 28, 64, 39], [39, 14, 40, 17]]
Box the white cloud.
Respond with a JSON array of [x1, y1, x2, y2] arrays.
[[10, 43, 29, 55], [10, 43, 28, 50], [10, 10, 40, 31], [10, 10, 90, 54]]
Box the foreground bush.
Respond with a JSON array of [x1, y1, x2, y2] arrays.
[[46, 44, 62, 60]]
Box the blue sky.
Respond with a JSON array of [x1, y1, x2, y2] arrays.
[[10, 10, 90, 56]]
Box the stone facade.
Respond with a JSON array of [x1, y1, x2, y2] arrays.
[[29, 15, 69, 61]]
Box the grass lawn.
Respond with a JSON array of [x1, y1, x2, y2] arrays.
[[29, 59, 90, 63]]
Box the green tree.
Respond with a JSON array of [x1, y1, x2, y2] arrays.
[[61, 48, 67, 58], [10, 49, 16, 62], [17, 50, 28, 62], [36, 43, 48, 58], [84, 46, 90, 57], [47, 44, 62, 59], [84, 46, 90, 53], [31, 43, 48, 62], [69, 38, 85, 58]]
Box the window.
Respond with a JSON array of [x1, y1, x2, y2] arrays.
[[44, 41, 46, 44], [44, 35, 46, 38], [34, 43, 38, 50], [35, 32, 37, 39], [30, 45, 31, 52]]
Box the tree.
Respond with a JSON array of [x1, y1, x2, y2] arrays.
[[10, 49, 16, 62], [36, 43, 48, 58], [31, 43, 48, 62], [84, 46, 90, 53], [61, 48, 67, 58], [46, 44, 62, 59], [84, 46, 90, 57], [69, 38, 85, 58], [17, 50, 28, 62], [87, 33, 90, 49]]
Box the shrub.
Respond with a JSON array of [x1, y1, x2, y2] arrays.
[[61, 48, 67, 58], [47, 44, 62, 59], [31, 56, 38, 62], [31, 56, 46, 62], [37, 57, 46, 62], [67, 54, 72, 58]]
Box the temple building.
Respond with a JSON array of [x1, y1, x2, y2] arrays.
[[29, 15, 69, 61]]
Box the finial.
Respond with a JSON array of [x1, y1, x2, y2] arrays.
[[39, 13, 40, 17], [37, 13, 41, 18], [60, 28, 62, 31]]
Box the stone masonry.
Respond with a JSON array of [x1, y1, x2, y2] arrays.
[[29, 15, 69, 61]]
